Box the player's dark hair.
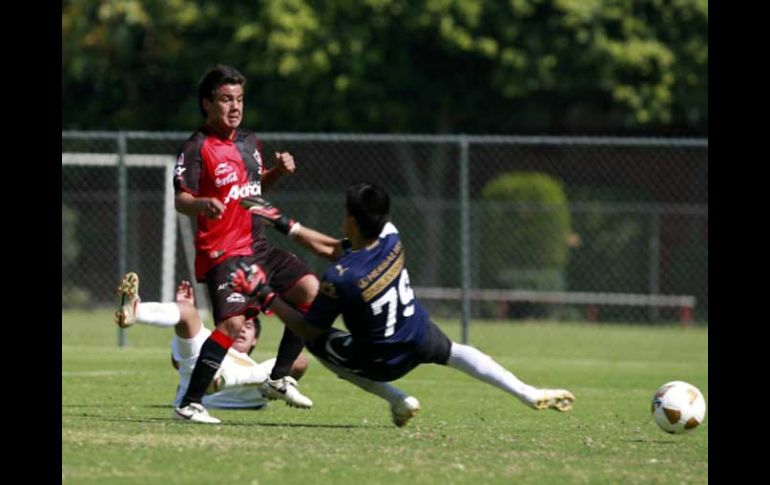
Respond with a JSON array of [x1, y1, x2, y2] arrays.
[[198, 65, 246, 118], [346, 181, 390, 240]]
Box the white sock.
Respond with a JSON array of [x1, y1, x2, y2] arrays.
[[316, 358, 407, 406], [217, 360, 268, 389], [134, 302, 181, 327], [446, 343, 538, 405]]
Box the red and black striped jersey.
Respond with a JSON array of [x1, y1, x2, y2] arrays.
[[174, 126, 271, 281]]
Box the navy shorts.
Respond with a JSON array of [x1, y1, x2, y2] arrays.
[[205, 247, 314, 324], [307, 320, 452, 382]]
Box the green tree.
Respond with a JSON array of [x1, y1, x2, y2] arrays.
[[63, 0, 707, 134], [480, 172, 571, 285], [479, 172, 571, 318]]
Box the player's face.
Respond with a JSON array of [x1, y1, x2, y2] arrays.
[[232, 319, 258, 353], [204, 83, 244, 134]]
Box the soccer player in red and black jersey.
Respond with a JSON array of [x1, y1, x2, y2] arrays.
[[171, 65, 316, 423]]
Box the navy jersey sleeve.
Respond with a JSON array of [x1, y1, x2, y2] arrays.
[[305, 268, 344, 329], [173, 137, 204, 195]]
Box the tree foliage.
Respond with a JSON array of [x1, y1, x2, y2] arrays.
[[63, 0, 707, 134]]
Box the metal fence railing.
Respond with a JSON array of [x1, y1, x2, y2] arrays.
[[63, 132, 708, 334]]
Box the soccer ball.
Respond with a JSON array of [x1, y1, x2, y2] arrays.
[[651, 381, 706, 434]]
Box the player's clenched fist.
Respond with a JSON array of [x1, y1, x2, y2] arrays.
[[274, 151, 295, 176]]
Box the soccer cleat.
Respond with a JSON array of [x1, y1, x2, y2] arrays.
[[391, 396, 421, 427], [114, 272, 140, 328], [531, 389, 575, 412], [172, 402, 221, 424], [261, 376, 313, 409]]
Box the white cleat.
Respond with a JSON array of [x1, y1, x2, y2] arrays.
[[391, 396, 421, 427], [531, 389, 575, 412], [173, 403, 221, 424], [262, 376, 313, 409], [114, 272, 140, 328]]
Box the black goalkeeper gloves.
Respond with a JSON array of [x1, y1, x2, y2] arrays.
[[228, 261, 277, 308], [240, 196, 298, 236]]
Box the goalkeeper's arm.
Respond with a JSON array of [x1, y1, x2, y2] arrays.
[[293, 225, 346, 262], [241, 196, 345, 262]]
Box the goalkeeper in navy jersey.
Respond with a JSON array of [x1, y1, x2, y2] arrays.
[[230, 181, 575, 427]]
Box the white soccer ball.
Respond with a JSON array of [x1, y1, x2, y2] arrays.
[[651, 381, 706, 434]]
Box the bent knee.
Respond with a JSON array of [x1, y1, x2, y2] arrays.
[[282, 274, 319, 306], [216, 315, 245, 339]]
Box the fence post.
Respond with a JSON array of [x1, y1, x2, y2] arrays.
[[460, 135, 470, 344], [117, 131, 128, 348], [648, 209, 660, 322], [161, 162, 177, 303]]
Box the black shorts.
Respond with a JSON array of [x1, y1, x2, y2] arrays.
[[307, 320, 452, 382], [205, 247, 314, 324]]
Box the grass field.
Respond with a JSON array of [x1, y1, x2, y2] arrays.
[[62, 310, 707, 484]]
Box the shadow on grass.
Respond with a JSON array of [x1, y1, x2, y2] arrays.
[[62, 404, 172, 409], [62, 411, 388, 429], [627, 439, 678, 444]]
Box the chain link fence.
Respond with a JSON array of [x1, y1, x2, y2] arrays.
[[62, 132, 707, 326]]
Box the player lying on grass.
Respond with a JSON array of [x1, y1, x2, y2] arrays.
[[231, 181, 575, 427], [115, 276, 311, 417]]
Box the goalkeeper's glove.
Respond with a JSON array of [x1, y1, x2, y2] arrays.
[[240, 196, 299, 236], [229, 262, 277, 308]]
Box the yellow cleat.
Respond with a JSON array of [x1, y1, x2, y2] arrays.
[[391, 396, 421, 427], [115, 272, 140, 328], [533, 389, 575, 412]]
